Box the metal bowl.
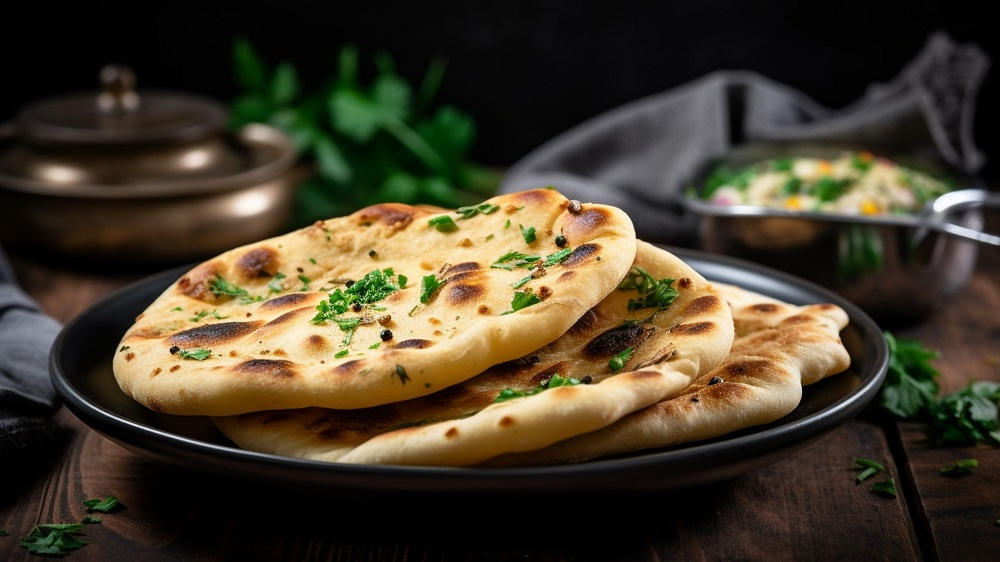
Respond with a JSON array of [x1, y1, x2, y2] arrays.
[[681, 143, 1000, 326]]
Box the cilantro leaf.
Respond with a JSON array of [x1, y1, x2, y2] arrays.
[[520, 224, 536, 244], [503, 291, 541, 315], [880, 332, 940, 418], [512, 275, 532, 289], [871, 478, 897, 497], [335, 349, 349, 358], [617, 267, 679, 312], [82, 516, 102, 524], [208, 275, 262, 304], [930, 382, 1000, 446], [267, 272, 287, 294], [542, 248, 573, 267], [457, 201, 500, 219], [19, 524, 88, 555], [178, 349, 212, 361], [420, 274, 443, 304], [428, 215, 458, 232], [494, 374, 583, 402], [491, 251, 541, 270], [940, 458, 978, 477]]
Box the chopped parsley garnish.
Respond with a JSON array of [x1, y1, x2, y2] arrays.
[[608, 347, 633, 373], [420, 274, 443, 304], [543, 248, 573, 267], [178, 348, 212, 361], [18, 523, 88, 555], [494, 374, 582, 402], [313, 267, 403, 328], [335, 349, 349, 358], [871, 477, 897, 497], [486, 234, 495, 241], [512, 275, 533, 289], [814, 176, 853, 202], [491, 251, 541, 270], [503, 291, 541, 315], [190, 310, 211, 322], [298, 275, 311, 291], [520, 224, 536, 244], [854, 457, 886, 483], [881, 333, 1000, 446], [170, 306, 183, 312], [504, 219, 511, 229], [457, 202, 500, 219], [617, 266, 679, 312], [267, 272, 287, 293], [395, 365, 410, 384], [397, 274, 408, 288], [308, 258, 317, 264], [428, 215, 458, 232], [781, 177, 803, 196], [83, 496, 120, 513], [369, 342, 381, 350], [940, 458, 978, 477], [82, 516, 102, 524], [209, 275, 262, 304]]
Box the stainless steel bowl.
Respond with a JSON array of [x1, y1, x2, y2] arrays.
[[681, 143, 999, 325]]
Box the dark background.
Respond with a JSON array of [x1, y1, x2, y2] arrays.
[[3, 1, 997, 177]]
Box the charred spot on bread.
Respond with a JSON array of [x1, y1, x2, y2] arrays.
[[585, 323, 653, 358], [260, 293, 310, 310], [561, 243, 601, 267], [355, 203, 415, 229], [681, 295, 723, 317], [168, 321, 263, 346], [394, 339, 434, 349], [234, 359, 297, 378], [237, 247, 279, 279], [446, 283, 484, 305], [670, 321, 715, 336]]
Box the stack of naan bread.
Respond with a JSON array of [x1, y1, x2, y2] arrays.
[[113, 188, 850, 466]]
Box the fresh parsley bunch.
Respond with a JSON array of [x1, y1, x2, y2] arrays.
[[230, 39, 499, 224], [881, 332, 1000, 446]]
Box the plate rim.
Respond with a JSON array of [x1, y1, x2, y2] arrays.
[[49, 247, 888, 487]]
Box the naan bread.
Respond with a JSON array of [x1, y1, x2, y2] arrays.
[[113, 189, 637, 415], [212, 242, 735, 466], [488, 283, 851, 465]]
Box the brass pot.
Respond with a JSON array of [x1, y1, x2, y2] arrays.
[[0, 66, 299, 262]]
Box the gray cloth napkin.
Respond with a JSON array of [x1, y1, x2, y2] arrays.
[[500, 33, 989, 241], [1, 246, 62, 456]]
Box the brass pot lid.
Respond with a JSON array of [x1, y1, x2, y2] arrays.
[[0, 65, 296, 197], [17, 65, 226, 146]]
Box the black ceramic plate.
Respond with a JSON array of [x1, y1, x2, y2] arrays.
[[50, 248, 887, 495]]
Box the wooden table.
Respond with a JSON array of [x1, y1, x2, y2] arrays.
[[2, 241, 998, 561]]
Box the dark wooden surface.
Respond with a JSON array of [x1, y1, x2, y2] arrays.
[[2, 245, 998, 561]]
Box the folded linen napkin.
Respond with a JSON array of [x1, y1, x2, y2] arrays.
[[500, 33, 989, 242], [0, 246, 62, 456]]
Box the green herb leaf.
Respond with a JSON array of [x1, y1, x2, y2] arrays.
[[772, 157, 794, 172], [420, 274, 443, 304], [609, 347, 633, 373], [930, 382, 1000, 446], [503, 291, 541, 315], [178, 348, 212, 361], [880, 332, 941, 418], [512, 275, 532, 289], [335, 349, 349, 358], [171, 306, 183, 312], [617, 267, 679, 312], [232, 38, 267, 92], [19, 524, 88, 555], [504, 219, 511, 229], [82, 515, 102, 524], [457, 202, 500, 219], [813, 176, 853, 202], [209, 275, 262, 304], [940, 458, 978, 477], [542, 248, 573, 267], [0, 529, 8, 536], [428, 215, 459, 232], [854, 458, 886, 483], [397, 274, 407, 288], [369, 342, 381, 350], [520, 224, 536, 244], [494, 373, 582, 402], [871, 477, 897, 497], [267, 272, 287, 294], [491, 251, 541, 270], [298, 275, 311, 291], [190, 309, 211, 322], [270, 62, 299, 105], [82, 496, 120, 513], [395, 364, 410, 384]]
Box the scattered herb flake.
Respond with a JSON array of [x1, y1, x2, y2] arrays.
[[429, 215, 458, 232], [0, 529, 7, 536], [504, 219, 511, 229], [940, 458, 979, 477], [486, 234, 495, 241], [512, 275, 532, 289], [267, 272, 288, 294], [171, 306, 183, 312], [503, 291, 541, 315], [408, 304, 419, 317], [609, 347, 633, 373], [309, 258, 317, 264], [491, 251, 541, 270], [369, 342, 381, 350], [617, 266, 679, 312], [118, 346, 130, 352], [520, 224, 536, 244], [542, 248, 573, 267], [395, 364, 410, 384], [209, 275, 262, 304], [82, 516, 101, 524], [298, 274, 311, 291], [19, 524, 88, 555], [178, 348, 212, 361], [494, 374, 582, 402], [82, 496, 120, 513], [335, 349, 349, 358], [212, 310, 228, 320], [457, 202, 500, 219], [397, 274, 407, 288], [420, 274, 443, 304], [190, 309, 212, 322], [871, 477, 897, 497]]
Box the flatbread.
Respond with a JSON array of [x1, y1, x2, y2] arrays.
[[487, 283, 851, 465], [113, 188, 637, 415], [212, 242, 735, 466]]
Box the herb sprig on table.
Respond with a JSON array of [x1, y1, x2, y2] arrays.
[[881, 332, 1000, 446], [230, 39, 498, 225]]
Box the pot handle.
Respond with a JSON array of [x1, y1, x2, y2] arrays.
[[926, 189, 1000, 247]]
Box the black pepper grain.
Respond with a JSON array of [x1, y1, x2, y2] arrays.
[[708, 376, 723, 386], [691, 396, 700, 402], [169, 346, 180, 354], [368, 250, 377, 258], [581, 375, 593, 384], [380, 329, 393, 341], [345, 280, 355, 287], [352, 302, 363, 312], [555, 234, 567, 247]]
